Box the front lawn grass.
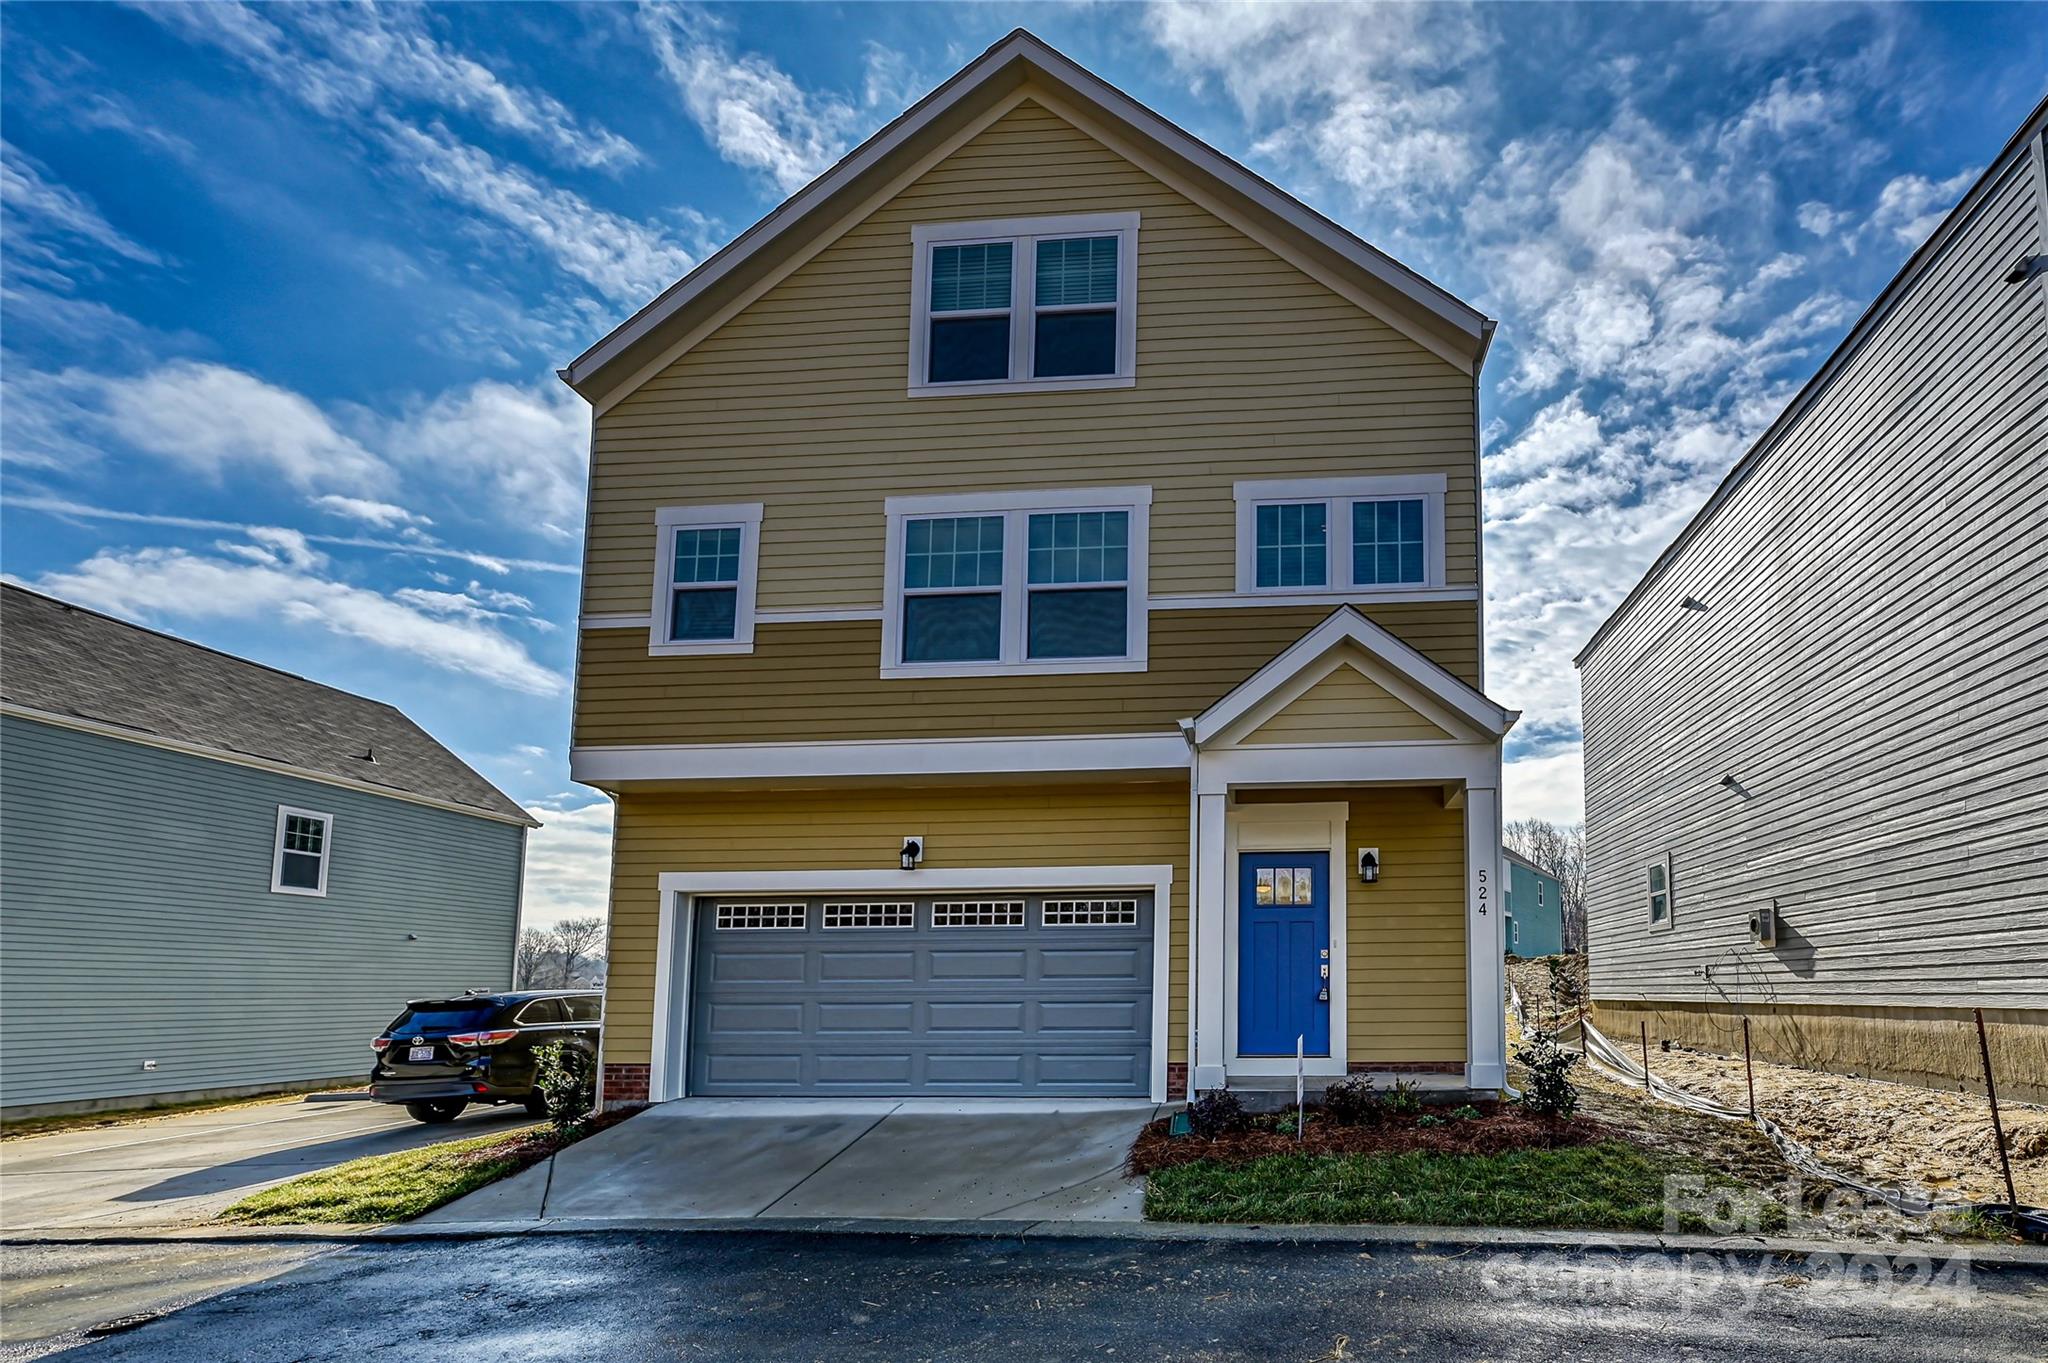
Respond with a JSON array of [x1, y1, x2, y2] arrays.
[[1144, 1139, 1785, 1232], [219, 1126, 557, 1225]]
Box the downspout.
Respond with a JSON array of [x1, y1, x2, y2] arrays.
[[1178, 716, 1200, 1100]]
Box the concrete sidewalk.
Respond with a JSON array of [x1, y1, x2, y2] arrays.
[[422, 1098, 1162, 1224]]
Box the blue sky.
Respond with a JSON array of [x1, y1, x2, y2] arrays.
[[4, 3, 2042, 925]]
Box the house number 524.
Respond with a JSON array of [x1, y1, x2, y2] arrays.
[[1475, 866, 1489, 915]]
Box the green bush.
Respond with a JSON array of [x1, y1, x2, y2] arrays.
[[1186, 1087, 1248, 1139], [1514, 1026, 1582, 1125], [532, 1041, 596, 1136], [1383, 1079, 1424, 1117], [1450, 1104, 1484, 1121]]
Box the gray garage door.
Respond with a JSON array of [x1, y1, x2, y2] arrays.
[[688, 891, 1154, 1096]]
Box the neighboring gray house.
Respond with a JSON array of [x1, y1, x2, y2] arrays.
[[1575, 100, 2047, 1102], [0, 585, 537, 1117]]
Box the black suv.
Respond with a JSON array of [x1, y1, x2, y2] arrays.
[[369, 990, 602, 1123]]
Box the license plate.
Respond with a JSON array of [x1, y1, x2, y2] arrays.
[[408, 1046, 436, 1062]]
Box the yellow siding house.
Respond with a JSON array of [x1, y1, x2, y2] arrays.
[[562, 31, 1516, 1106]]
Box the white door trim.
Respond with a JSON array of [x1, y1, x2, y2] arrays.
[[651, 864, 1176, 1103], [1222, 803, 1349, 1078]]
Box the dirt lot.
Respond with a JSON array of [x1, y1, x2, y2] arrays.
[[1506, 954, 2047, 1210]]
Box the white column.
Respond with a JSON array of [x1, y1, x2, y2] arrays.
[[1464, 782, 1506, 1090], [1192, 792, 1230, 1092]]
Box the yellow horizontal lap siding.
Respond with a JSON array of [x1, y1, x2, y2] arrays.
[[572, 603, 1480, 746], [1241, 667, 1453, 745], [601, 783, 1191, 1069], [584, 97, 1478, 623]]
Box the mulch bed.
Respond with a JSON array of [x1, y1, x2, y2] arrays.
[[1129, 1102, 1609, 1175]]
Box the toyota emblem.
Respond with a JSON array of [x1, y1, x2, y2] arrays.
[[411, 1036, 425, 1045]]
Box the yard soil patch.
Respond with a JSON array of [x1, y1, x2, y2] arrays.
[[1129, 1104, 1604, 1175]]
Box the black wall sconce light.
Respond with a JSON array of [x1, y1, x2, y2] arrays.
[[900, 836, 924, 870], [1356, 848, 1381, 884]]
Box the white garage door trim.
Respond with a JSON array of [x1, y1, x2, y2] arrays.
[[652, 866, 1175, 1103]]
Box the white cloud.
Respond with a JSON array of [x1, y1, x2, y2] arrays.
[[1504, 748, 1585, 825], [33, 539, 566, 696], [1, 140, 164, 287], [639, 4, 864, 195], [1870, 167, 1975, 247], [520, 797, 614, 930], [1796, 201, 1845, 237], [376, 118, 695, 305], [139, 1, 637, 171], [313, 494, 433, 529], [375, 374, 589, 535]]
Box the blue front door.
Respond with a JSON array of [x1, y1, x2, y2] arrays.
[[1237, 851, 1331, 1056]]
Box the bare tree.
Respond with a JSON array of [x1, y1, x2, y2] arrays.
[[550, 917, 608, 988], [1505, 817, 1587, 952], [514, 928, 552, 989]]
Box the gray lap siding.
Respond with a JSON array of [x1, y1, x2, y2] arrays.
[[0, 715, 524, 1113]]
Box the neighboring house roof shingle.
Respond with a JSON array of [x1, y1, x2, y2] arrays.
[[1, 585, 536, 826]]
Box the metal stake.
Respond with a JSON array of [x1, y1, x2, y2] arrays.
[[1974, 1007, 2019, 1210], [1640, 1020, 1651, 1092], [1741, 1017, 1757, 1119]]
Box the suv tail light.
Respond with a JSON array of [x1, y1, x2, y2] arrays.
[[371, 1036, 392, 1052], [447, 1029, 519, 1047]]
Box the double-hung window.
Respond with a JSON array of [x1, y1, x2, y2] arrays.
[[272, 805, 332, 897], [883, 488, 1150, 677], [1235, 476, 1448, 595], [649, 503, 763, 656], [910, 213, 1139, 396], [1647, 853, 1674, 930]]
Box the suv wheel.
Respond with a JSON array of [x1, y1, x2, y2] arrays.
[[522, 1093, 550, 1118], [405, 1099, 467, 1124]]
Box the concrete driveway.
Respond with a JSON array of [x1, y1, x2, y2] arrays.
[[427, 1098, 1162, 1224], [0, 1097, 534, 1232]]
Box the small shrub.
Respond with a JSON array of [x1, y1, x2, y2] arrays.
[[1276, 1110, 1305, 1136], [1416, 1113, 1445, 1128], [1514, 1026, 1582, 1129], [532, 1041, 597, 1137], [1450, 1104, 1484, 1121], [1383, 1079, 1424, 1117], [1186, 1087, 1248, 1139], [1321, 1073, 1384, 1125]]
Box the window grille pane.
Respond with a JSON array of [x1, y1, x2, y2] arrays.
[[931, 900, 1025, 927], [1042, 898, 1139, 926], [1033, 310, 1115, 377], [1255, 502, 1327, 588], [670, 586, 738, 641], [1350, 498, 1425, 585], [673, 527, 741, 585], [1034, 237, 1118, 306], [1027, 511, 1128, 584], [283, 815, 324, 854], [823, 902, 916, 929], [929, 315, 1010, 382], [715, 902, 806, 930], [1027, 587, 1127, 659], [903, 593, 1001, 662], [930, 241, 1013, 312], [905, 516, 1004, 589]]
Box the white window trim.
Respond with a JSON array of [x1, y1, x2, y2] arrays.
[[880, 486, 1151, 679], [649, 503, 764, 657], [271, 804, 333, 898], [908, 212, 1140, 398], [1233, 475, 1448, 595], [1647, 851, 1675, 932]]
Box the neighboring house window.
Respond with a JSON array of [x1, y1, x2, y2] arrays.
[[271, 806, 332, 897], [1235, 476, 1449, 594], [882, 487, 1151, 678], [1537, 884, 1545, 909], [1647, 854, 1673, 929], [649, 503, 763, 656], [909, 213, 1139, 396]]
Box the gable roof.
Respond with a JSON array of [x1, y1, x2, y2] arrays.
[[1193, 606, 1518, 746], [561, 28, 1493, 409], [1, 585, 536, 826], [1502, 847, 1555, 880]]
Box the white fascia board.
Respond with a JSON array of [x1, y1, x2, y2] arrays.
[[563, 30, 1486, 397], [659, 864, 1173, 897], [1192, 607, 1513, 745], [1197, 741, 1497, 795], [570, 733, 1190, 784]]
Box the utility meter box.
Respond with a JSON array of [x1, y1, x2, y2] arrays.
[[1750, 900, 1777, 947]]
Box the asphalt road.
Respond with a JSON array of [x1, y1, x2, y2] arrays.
[[25, 1231, 2046, 1362]]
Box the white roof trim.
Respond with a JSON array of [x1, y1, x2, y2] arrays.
[[1192, 607, 1516, 746], [561, 29, 1486, 395]]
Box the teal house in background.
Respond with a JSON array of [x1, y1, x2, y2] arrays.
[[0, 586, 538, 1118], [1503, 847, 1565, 958]]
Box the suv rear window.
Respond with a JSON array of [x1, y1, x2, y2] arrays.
[[564, 995, 602, 1023], [387, 1004, 499, 1034]]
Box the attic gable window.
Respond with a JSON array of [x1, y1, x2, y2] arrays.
[[910, 213, 1139, 397]]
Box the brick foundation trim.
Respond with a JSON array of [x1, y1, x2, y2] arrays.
[[1166, 1062, 1189, 1100], [1348, 1060, 1465, 1075], [601, 1063, 650, 1105]]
